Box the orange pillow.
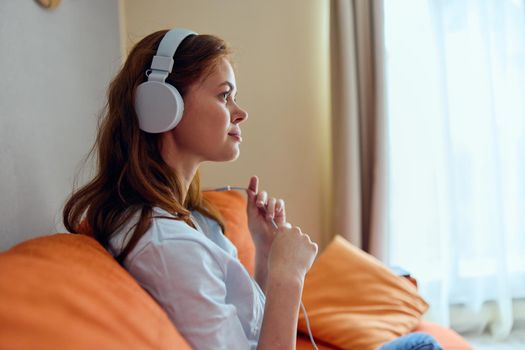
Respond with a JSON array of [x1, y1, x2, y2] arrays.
[[298, 235, 429, 350], [203, 190, 255, 276], [0, 233, 191, 350], [413, 321, 473, 350]]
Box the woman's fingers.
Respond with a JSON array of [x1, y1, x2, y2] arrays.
[[266, 197, 276, 219], [248, 177, 287, 224], [256, 191, 268, 208], [275, 199, 284, 213], [248, 175, 258, 192], [274, 199, 286, 224], [247, 176, 258, 202]]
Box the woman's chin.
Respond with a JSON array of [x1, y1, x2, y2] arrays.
[[225, 149, 241, 162], [209, 148, 240, 163]]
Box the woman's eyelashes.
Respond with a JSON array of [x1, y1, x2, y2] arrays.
[[220, 91, 230, 102], [219, 91, 237, 103]]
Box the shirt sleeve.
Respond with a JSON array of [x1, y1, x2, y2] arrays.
[[126, 238, 252, 350]]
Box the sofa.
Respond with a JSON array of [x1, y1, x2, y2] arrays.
[[0, 191, 473, 350]]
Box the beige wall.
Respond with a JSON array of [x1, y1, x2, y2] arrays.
[[122, 0, 332, 246]]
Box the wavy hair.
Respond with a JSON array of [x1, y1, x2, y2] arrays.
[[63, 30, 231, 263]]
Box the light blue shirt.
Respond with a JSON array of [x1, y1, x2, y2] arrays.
[[108, 207, 266, 349]]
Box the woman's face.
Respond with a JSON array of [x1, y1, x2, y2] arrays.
[[170, 57, 248, 163]]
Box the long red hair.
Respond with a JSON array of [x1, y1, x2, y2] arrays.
[[63, 30, 231, 263]]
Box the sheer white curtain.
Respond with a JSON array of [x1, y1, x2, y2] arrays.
[[383, 0, 525, 338]]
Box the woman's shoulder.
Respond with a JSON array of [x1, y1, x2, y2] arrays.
[[108, 206, 212, 262], [151, 207, 237, 258]]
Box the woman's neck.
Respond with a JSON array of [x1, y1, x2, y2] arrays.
[[160, 133, 201, 205]]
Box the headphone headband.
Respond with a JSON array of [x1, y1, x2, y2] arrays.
[[157, 28, 197, 60], [147, 28, 197, 83]]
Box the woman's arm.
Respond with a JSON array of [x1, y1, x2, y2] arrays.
[[246, 176, 286, 293], [246, 177, 318, 349], [256, 270, 303, 350], [256, 225, 318, 350], [254, 247, 269, 292]]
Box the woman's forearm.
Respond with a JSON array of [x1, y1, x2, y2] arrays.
[[257, 270, 303, 350], [254, 248, 269, 292]]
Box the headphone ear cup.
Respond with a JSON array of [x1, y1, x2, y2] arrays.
[[134, 81, 184, 133]]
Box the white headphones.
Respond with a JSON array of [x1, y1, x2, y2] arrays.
[[134, 28, 198, 133]]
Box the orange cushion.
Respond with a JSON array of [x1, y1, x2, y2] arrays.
[[298, 235, 429, 350], [203, 190, 255, 276], [413, 321, 473, 350], [296, 333, 338, 350], [0, 233, 191, 350]]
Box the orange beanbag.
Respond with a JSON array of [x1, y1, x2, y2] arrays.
[[0, 233, 191, 350], [298, 235, 429, 350]]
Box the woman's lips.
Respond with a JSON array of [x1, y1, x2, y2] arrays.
[[228, 134, 242, 142]]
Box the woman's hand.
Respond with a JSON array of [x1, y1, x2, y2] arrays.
[[267, 224, 318, 281], [246, 175, 286, 255]]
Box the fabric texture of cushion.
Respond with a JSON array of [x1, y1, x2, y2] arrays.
[[298, 235, 429, 350], [203, 190, 255, 276], [413, 321, 473, 350], [0, 233, 191, 350]]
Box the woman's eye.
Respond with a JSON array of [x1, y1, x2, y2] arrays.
[[219, 91, 237, 104], [220, 92, 230, 101]]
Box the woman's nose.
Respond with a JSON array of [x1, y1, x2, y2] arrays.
[[232, 105, 248, 124]]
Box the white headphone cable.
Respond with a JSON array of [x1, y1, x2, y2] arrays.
[[204, 186, 318, 350]]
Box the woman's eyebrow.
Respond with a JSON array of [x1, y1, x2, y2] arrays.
[[218, 81, 236, 91]]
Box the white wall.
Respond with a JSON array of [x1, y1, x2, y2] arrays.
[[0, 0, 121, 250], [123, 0, 332, 246]]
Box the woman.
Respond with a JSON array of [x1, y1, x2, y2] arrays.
[[63, 28, 442, 350], [64, 28, 317, 349]]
